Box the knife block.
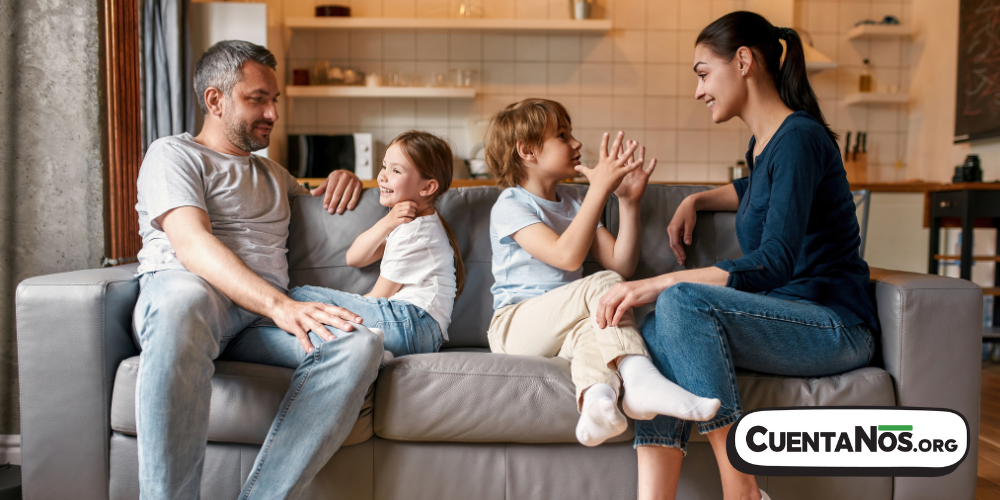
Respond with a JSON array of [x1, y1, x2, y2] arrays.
[[843, 152, 868, 184]]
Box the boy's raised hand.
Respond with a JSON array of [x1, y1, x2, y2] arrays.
[[575, 131, 642, 196], [614, 145, 657, 204], [382, 201, 418, 230]]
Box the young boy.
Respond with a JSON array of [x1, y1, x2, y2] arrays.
[[485, 99, 720, 447]]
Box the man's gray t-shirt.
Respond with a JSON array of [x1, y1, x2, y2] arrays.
[[136, 133, 309, 292]]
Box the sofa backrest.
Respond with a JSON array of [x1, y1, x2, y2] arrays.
[[287, 184, 742, 349]]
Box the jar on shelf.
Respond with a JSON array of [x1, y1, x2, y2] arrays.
[[859, 59, 873, 93]]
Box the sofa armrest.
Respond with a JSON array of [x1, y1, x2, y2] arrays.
[[16, 264, 140, 500], [870, 268, 981, 500]]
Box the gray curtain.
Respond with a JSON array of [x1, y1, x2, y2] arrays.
[[142, 0, 195, 150]]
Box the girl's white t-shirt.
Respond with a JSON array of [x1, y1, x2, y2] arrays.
[[380, 213, 457, 340]]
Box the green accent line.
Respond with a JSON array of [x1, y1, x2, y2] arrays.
[[878, 425, 913, 431]]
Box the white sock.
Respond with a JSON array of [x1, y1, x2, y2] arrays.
[[575, 383, 627, 447], [618, 355, 721, 421], [367, 327, 394, 366]]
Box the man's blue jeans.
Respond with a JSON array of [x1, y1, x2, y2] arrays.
[[634, 282, 874, 453], [132, 270, 385, 500]]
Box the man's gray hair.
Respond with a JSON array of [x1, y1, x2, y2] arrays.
[[194, 40, 277, 113]]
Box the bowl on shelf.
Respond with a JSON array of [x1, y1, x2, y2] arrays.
[[315, 5, 349, 17]]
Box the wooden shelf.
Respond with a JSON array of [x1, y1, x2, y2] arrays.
[[806, 60, 838, 73], [285, 85, 476, 99], [844, 92, 909, 106], [983, 288, 1000, 296], [846, 24, 913, 40], [284, 17, 612, 33], [935, 255, 1000, 262]]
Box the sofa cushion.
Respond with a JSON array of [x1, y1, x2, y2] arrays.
[[374, 351, 896, 444], [109, 356, 374, 446]]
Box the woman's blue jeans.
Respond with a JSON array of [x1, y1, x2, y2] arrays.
[[634, 282, 874, 454]]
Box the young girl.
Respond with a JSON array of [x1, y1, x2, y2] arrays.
[[289, 130, 464, 360], [485, 98, 720, 448]]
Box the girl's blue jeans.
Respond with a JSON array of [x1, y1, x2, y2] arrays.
[[288, 285, 444, 357], [634, 282, 873, 454]]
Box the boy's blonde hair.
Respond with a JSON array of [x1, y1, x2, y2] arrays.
[[484, 98, 572, 189]]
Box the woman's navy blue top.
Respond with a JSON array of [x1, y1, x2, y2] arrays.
[[714, 111, 879, 331]]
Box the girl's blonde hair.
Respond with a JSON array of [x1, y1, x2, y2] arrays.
[[387, 131, 466, 296], [484, 98, 572, 189]]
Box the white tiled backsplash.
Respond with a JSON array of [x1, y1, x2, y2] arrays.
[[277, 0, 913, 182]]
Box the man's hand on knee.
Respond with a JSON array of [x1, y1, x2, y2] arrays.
[[271, 298, 364, 353]]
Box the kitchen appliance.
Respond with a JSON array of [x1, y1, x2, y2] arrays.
[[464, 119, 491, 179], [465, 142, 489, 178], [288, 133, 374, 180], [729, 160, 748, 182], [953, 154, 983, 183]]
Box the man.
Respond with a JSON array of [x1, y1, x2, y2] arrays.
[[132, 40, 382, 499]]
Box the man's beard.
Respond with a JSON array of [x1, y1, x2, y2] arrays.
[[223, 110, 271, 152]]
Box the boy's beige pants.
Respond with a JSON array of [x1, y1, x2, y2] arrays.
[[488, 270, 649, 410]]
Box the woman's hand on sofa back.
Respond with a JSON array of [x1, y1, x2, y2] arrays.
[[668, 184, 739, 265]]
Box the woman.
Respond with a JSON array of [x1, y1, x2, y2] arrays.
[[597, 12, 879, 500]]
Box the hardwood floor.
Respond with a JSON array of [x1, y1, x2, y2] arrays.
[[979, 362, 1000, 499]]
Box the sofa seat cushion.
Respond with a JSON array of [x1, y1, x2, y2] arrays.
[[374, 352, 896, 444], [110, 356, 375, 446], [374, 351, 632, 444]]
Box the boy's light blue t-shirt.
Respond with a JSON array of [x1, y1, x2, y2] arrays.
[[489, 184, 601, 310]]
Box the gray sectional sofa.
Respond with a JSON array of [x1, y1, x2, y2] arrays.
[[16, 184, 983, 499]]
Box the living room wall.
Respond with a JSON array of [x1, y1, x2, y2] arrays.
[[0, 0, 106, 436], [251, 0, 915, 182]]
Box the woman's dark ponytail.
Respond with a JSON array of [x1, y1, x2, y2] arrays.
[[697, 12, 838, 145]]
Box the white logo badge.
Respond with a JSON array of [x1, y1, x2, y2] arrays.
[[726, 407, 969, 476]]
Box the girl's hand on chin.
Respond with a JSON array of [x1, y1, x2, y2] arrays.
[[383, 201, 418, 229]]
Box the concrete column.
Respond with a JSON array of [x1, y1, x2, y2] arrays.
[[0, 0, 106, 434]]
